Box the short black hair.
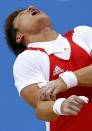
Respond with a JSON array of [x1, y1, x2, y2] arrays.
[[5, 10, 27, 56]]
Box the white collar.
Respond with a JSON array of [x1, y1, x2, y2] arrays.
[[27, 34, 71, 60]]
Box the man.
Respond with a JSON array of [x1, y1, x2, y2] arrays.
[[5, 6, 92, 131]]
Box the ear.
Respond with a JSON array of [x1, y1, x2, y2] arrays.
[[16, 32, 24, 43]]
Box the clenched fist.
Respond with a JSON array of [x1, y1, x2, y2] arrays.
[[61, 95, 85, 116]]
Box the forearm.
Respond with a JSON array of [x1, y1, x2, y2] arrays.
[[59, 64, 92, 89], [36, 95, 86, 121], [36, 100, 58, 121], [74, 64, 92, 87], [20, 85, 58, 122], [38, 65, 92, 101], [21, 85, 85, 122]]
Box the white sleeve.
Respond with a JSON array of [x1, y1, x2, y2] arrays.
[[13, 50, 47, 95], [73, 25, 92, 55]]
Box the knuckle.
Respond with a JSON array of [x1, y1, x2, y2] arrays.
[[75, 112, 78, 115], [46, 91, 51, 96], [71, 95, 76, 98]]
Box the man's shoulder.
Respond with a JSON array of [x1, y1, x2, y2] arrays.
[[74, 25, 92, 32], [15, 50, 37, 60], [13, 50, 38, 69], [13, 49, 48, 70]]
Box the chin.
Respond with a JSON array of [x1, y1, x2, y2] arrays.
[[36, 13, 51, 25], [36, 12, 49, 19], [31, 20, 52, 34], [30, 13, 52, 34]]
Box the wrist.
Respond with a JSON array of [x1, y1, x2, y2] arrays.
[[53, 98, 66, 115], [59, 71, 78, 89]]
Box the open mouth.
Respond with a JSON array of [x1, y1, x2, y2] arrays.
[[31, 9, 40, 16], [30, 8, 41, 16]]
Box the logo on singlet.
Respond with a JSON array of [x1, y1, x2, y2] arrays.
[[53, 66, 64, 76]]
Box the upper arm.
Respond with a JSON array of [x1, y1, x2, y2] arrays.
[[20, 84, 40, 108], [13, 51, 47, 95]]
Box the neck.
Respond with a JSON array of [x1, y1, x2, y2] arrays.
[[25, 27, 59, 45]]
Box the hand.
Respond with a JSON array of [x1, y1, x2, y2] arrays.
[[39, 78, 67, 100], [61, 95, 85, 116]]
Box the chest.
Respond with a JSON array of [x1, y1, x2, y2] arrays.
[[49, 31, 92, 81]]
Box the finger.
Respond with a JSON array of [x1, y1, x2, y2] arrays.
[[79, 96, 89, 103], [45, 86, 55, 100], [46, 85, 55, 94], [52, 88, 61, 100], [65, 108, 78, 116], [45, 92, 51, 100], [69, 95, 85, 105], [39, 89, 47, 101], [74, 96, 85, 105], [69, 100, 83, 109], [69, 104, 81, 112], [40, 92, 46, 100], [45, 90, 52, 100]]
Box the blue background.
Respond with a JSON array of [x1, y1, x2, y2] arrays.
[[0, 0, 92, 131]]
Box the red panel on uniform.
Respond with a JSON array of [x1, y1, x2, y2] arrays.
[[26, 31, 92, 131]]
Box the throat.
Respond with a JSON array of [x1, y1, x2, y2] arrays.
[[26, 29, 59, 44]]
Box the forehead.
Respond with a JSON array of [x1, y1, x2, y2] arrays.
[[17, 9, 26, 16], [13, 9, 26, 27]]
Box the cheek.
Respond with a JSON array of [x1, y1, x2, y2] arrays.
[[19, 16, 32, 32]]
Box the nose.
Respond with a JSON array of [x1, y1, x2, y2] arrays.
[[27, 6, 36, 12]]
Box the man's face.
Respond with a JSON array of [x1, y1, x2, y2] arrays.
[[13, 6, 52, 35]]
